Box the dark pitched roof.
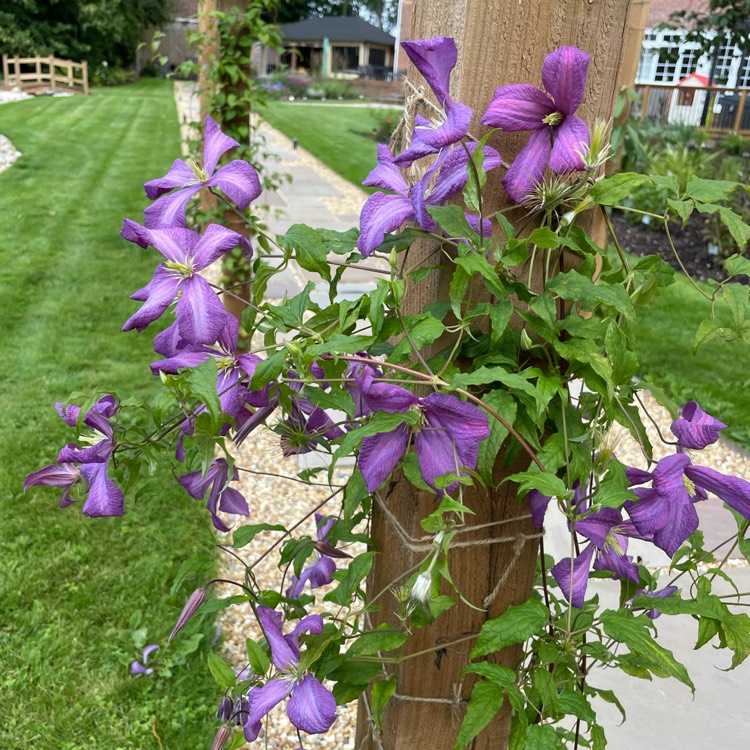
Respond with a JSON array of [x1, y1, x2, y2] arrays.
[[281, 15, 395, 45]]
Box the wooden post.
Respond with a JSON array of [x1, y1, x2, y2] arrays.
[[2, 56, 8, 89], [733, 89, 747, 132], [639, 84, 651, 121], [355, 2, 633, 749], [35, 56, 41, 84], [82, 61, 89, 95], [49, 56, 56, 90]]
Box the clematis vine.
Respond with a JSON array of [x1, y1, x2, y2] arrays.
[[482, 46, 591, 202], [121, 220, 251, 346], [244, 608, 336, 742], [144, 114, 262, 229], [179, 458, 249, 532], [25, 395, 124, 517]]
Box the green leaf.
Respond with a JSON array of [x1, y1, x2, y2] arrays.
[[525, 723, 560, 749], [590, 173, 650, 205], [391, 314, 445, 360], [462, 663, 516, 686], [471, 600, 549, 658], [251, 350, 287, 388], [206, 652, 237, 691], [725, 254, 750, 278], [600, 609, 694, 690], [307, 334, 376, 357], [428, 204, 478, 240], [245, 638, 270, 677], [527, 226, 560, 249], [506, 471, 570, 500], [558, 688, 595, 723], [324, 552, 375, 605], [718, 206, 750, 250], [477, 391, 517, 484], [685, 177, 739, 203], [720, 612, 750, 668], [667, 198, 694, 226], [186, 358, 221, 422], [548, 270, 634, 319], [453, 681, 505, 750], [454, 254, 506, 297], [347, 626, 409, 656], [692, 318, 725, 354], [370, 678, 396, 730], [232, 523, 286, 548], [591, 724, 607, 750], [279, 224, 331, 280]]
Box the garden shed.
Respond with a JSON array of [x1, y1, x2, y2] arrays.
[[258, 16, 396, 79]]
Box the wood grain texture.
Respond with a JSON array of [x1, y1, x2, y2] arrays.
[[356, 2, 632, 748]]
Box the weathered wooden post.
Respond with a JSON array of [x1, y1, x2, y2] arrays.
[[355, 1, 633, 748]]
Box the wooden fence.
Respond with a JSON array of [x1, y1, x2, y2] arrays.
[[634, 83, 750, 134], [2, 55, 89, 95]]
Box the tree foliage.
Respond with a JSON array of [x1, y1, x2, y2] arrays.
[[0, 0, 172, 67], [664, 0, 750, 57]]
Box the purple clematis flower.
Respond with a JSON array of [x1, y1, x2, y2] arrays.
[[25, 395, 124, 517], [671, 401, 727, 450], [625, 449, 750, 556], [482, 46, 591, 203], [121, 220, 251, 346], [244, 608, 336, 742], [357, 142, 501, 257], [552, 488, 640, 608], [633, 585, 679, 620], [151, 316, 264, 423], [286, 514, 346, 599], [144, 115, 262, 229], [394, 37, 472, 167], [356, 383, 489, 494], [178, 458, 249, 532], [130, 644, 160, 676]]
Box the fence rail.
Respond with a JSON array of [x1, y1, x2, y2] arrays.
[[2, 55, 89, 95], [634, 83, 750, 134]]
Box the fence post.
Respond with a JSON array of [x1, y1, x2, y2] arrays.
[[2, 55, 8, 89], [49, 55, 56, 90], [82, 61, 89, 95], [36, 56, 41, 83], [67, 60, 74, 90], [733, 89, 748, 132]]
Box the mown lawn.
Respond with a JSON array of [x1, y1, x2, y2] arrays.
[[261, 101, 402, 189], [634, 274, 750, 450], [0, 80, 218, 749]]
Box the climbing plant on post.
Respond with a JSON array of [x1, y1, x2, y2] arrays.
[[356, 2, 634, 748]]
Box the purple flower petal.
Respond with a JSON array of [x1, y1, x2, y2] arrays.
[[257, 606, 298, 669], [218, 487, 249, 517], [206, 160, 261, 211], [548, 115, 588, 173], [357, 192, 415, 257], [142, 644, 160, 662], [176, 275, 227, 345], [245, 678, 293, 741], [528, 490, 551, 529], [122, 268, 180, 333], [481, 84, 554, 131], [143, 185, 203, 229], [398, 102, 472, 162], [144, 159, 197, 199], [362, 381, 419, 413], [363, 144, 409, 193], [203, 115, 240, 175], [79, 463, 124, 517], [685, 464, 750, 520], [464, 213, 492, 239], [130, 661, 153, 676], [150, 350, 211, 374], [502, 128, 551, 203], [575, 507, 623, 548], [542, 46, 590, 115], [24, 463, 81, 492], [551, 543, 595, 608], [359, 425, 411, 492], [414, 423, 461, 492], [401, 36, 458, 106], [672, 402, 727, 450], [284, 613, 324, 654], [287, 674, 337, 735], [594, 541, 640, 582], [192, 223, 252, 270]]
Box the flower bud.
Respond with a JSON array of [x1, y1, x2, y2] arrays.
[[168, 587, 206, 643], [216, 695, 234, 721], [210, 724, 232, 750], [409, 572, 432, 605], [519, 329, 533, 351]]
